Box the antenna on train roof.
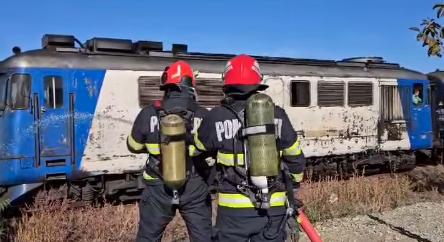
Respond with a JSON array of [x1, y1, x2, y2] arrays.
[[12, 46, 21, 55]]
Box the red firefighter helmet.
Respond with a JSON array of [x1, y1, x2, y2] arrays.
[[222, 54, 268, 91], [160, 60, 196, 91]]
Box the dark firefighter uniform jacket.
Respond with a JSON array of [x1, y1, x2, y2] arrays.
[[127, 98, 209, 183], [194, 98, 306, 214]]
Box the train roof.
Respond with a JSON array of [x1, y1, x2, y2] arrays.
[[428, 70, 444, 81], [0, 34, 427, 80]]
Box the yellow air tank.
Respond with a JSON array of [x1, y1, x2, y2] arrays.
[[246, 93, 279, 178], [160, 114, 187, 197]]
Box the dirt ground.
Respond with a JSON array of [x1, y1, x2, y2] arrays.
[[299, 201, 444, 242], [297, 166, 444, 242]]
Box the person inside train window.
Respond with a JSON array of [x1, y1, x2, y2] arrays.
[[412, 85, 423, 105]]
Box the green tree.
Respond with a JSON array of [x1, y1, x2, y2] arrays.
[[411, 4, 444, 57]]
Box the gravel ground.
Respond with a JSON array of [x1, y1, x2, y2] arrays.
[[299, 202, 444, 242]]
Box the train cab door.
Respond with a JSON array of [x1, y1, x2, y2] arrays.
[[35, 72, 73, 169], [398, 79, 433, 150], [263, 77, 285, 107]]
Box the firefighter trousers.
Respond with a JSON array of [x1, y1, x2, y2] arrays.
[[136, 177, 212, 242], [214, 208, 287, 242]]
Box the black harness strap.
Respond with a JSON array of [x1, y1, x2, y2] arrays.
[[161, 133, 187, 143]]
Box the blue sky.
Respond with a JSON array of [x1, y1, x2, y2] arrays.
[[0, 0, 442, 73]]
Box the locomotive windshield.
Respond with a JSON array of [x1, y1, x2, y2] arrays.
[[9, 74, 31, 110], [0, 74, 7, 111]]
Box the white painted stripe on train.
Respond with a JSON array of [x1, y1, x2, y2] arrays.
[[80, 70, 160, 174]]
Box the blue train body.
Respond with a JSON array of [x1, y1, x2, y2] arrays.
[[0, 69, 105, 186], [398, 79, 433, 150]]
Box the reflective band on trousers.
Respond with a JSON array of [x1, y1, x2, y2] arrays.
[[283, 139, 302, 156], [218, 192, 287, 208], [217, 152, 245, 166], [128, 135, 144, 151]]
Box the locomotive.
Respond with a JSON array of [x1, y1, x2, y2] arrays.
[[0, 34, 439, 203]]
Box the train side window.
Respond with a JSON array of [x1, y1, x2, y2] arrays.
[[9, 74, 31, 110], [44, 76, 64, 109], [290, 81, 310, 107], [412, 83, 423, 106], [348, 82, 373, 106], [0, 74, 7, 111], [318, 81, 344, 107]]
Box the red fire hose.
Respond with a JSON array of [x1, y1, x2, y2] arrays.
[[297, 208, 323, 242]]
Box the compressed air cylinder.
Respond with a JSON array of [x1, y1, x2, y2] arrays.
[[160, 114, 187, 190], [246, 93, 280, 178]]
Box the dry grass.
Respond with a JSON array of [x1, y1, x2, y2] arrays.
[[6, 192, 189, 242], [6, 175, 416, 242], [299, 175, 411, 222], [8, 195, 139, 242]]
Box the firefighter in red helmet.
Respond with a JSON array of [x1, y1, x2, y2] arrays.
[[195, 55, 306, 242], [128, 61, 212, 242]]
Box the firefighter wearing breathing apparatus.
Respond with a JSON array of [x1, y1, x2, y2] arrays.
[[127, 61, 212, 242], [195, 55, 306, 242]]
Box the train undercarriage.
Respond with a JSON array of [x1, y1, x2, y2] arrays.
[[2, 149, 441, 205], [0, 172, 144, 205]]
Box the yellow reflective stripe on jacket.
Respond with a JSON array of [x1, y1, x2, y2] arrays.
[[217, 152, 245, 166], [291, 172, 304, 183], [142, 171, 158, 180], [146, 143, 160, 155], [128, 135, 144, 151], [189, 145, 201, 157], [218, 192, 287, 208], [145, 144, 199, 156], [283, 139, 302, 156], [194, 132, 206, 151]]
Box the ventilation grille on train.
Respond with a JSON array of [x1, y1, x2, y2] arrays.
[[137, 76, 224, 108], [348, 82, 373, 106], [195, 78, 224, 108], [138, 76, 163, 107], [318, 81, 345, 107]]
